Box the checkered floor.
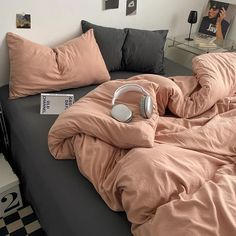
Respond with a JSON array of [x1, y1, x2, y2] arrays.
[[0, 205, 46, 236]]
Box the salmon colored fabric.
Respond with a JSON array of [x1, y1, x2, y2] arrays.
[[48, 79, 159, 152], [7, 29, 110, 99], [48, 52, 236, 236]]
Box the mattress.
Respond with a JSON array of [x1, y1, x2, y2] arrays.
[[0, 59, 191, 236]]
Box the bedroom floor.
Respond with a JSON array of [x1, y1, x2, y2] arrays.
[[0, 205, 45, 236]]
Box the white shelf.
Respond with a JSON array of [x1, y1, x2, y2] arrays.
[[167, 33, 236, 55], [0, 153, 19, 193]]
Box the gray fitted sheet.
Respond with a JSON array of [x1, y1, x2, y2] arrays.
[[0, 59, 191, 236]]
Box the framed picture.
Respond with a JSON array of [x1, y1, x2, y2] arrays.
[[16, 14, 31, 29], [198, 0, 236, 40], [104, 0, 119, 10], [126, 0, 137, 16]]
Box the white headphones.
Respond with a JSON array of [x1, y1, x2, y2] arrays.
[[111, 84, 153, 122]]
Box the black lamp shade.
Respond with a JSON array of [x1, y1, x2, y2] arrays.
[[185, 10, 198, 41], [188, 11, 198, 24]]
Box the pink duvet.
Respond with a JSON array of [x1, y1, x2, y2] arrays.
[[48, 52, 236, 236]]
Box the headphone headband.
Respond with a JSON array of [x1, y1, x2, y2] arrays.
[[112, 84, 150, 106]]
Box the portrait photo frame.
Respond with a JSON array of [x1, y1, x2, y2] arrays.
[[198, 0, 236, 39]]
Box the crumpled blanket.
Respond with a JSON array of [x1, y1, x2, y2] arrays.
[[48, 52, 236, 236]]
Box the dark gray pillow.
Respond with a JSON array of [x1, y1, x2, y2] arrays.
[[122, 28, 168, 74], [81, 20, 127, 72]]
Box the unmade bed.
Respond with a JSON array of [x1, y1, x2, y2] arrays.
[[2, 17, 236, 235], [47, 52, 236, 236], [0, 59, 192, 236]]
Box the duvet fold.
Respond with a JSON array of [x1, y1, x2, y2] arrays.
[[48, 52, 236, 236]]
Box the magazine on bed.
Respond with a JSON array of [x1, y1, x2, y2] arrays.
[[40, 93, 74, 115]]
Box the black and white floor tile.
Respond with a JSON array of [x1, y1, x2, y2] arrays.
[[0, 205, 46, 236]]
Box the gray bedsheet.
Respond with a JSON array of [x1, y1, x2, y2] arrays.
[[0, 59, 191, 236]]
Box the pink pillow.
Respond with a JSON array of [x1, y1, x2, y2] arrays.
[[7, 29, 110, 99]]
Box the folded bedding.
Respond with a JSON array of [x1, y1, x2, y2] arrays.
[[48, 53, 236, 236]]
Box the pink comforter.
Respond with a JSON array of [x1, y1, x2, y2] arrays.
[[48, 53, 236, 236]]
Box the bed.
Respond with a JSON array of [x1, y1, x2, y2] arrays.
[[0, 58, 192, 236], [45, 52, 236, 236], [2, 21, 236, 235]]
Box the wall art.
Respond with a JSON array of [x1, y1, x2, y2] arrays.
[[16, 14, 31, 29], [126, 0, 137, 16], [104, 0, 119, 10]]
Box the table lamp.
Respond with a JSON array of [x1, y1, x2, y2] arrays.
[[185, 10, 198, 41]]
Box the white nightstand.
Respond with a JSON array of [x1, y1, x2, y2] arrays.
[[0, 153, 23, 217]]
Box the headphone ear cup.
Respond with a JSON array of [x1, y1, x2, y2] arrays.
[[111, 104, 133, 122], [140, 96, 153, 119]]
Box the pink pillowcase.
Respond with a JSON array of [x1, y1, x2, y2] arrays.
[[7, 29, 110, 99]]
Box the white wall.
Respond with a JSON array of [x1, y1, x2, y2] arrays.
[[0, 0, 235, 86]]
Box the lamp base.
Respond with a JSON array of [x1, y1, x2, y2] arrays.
[[185, 37, 194, 41]]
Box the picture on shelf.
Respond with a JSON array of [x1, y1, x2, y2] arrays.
[[198, 0, 236, 40]]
